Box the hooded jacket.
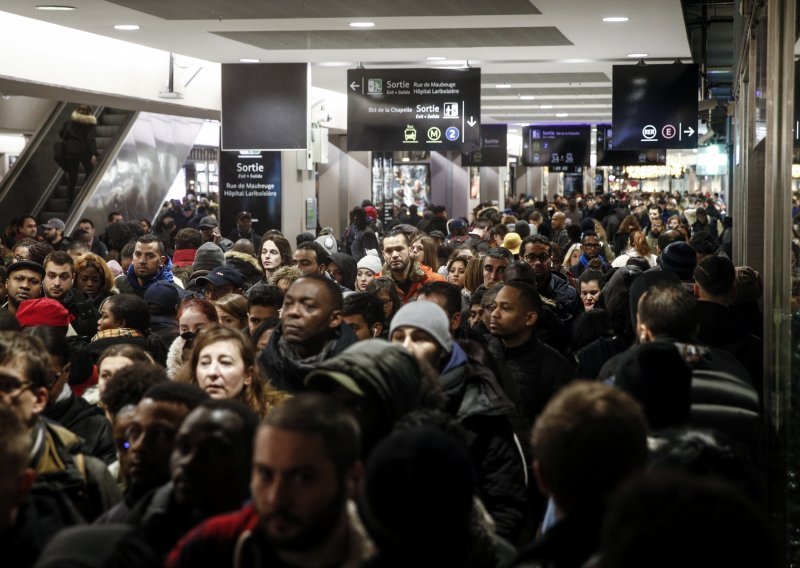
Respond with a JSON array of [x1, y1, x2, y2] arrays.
[[59, 109, 98, 161], [259, 322, 359, 393], [329, 252, 358, 291], [439, 343, 531, 543], [306, 340, 426, 455], [115, 259, 178, 298], [224, 250, 262, 290]]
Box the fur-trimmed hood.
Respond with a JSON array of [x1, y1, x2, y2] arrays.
[[71, 110, 97, 125], [224, 249, 260, 271]]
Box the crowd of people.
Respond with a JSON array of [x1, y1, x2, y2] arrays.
[[0, 189, 774, 567]]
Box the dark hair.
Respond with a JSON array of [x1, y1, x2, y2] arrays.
[[292, 274, 343, 311], [261, 235, 293, 269], [79, 218, 94, 229], [502, 279, 543, 316], [23, 326, 70, 370], [579, 269, 604, 285], [250, 317, 279, 349], [120, 241, 136, 260], [103, 294, 150, 333], [522, 234, 551, 252], [107, 211, 123, 223], [485, 247, 513, 263], [581, 230, 599, 242], [638, 280, 697, 340], [366, 277, 402, 321], [343, 292, 385, 328], [136, 234, 165, 256], [694, 255, 735, 296], [246, 283, 284, 310], [657, 230, 685, 252], [689, 231, 719, 255], [473, 219, 492, 231], [143, 381, 209, 409], [572, 309, 610, 351], [503, 260, 538, 285], [383, 230, 410, 246], [101, 363, 168, 416], [0, 331, 49, 389], [419, 281, 462, 319], [197, 398, 260, 471], [296, 241, 329, 266], [175, 228, 203, 250], [43, 250, 74, 271], [263, 393, 361, 475], [0, 405, 30, 476]]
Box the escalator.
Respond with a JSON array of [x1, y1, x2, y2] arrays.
[[40, 107, 136, 222], [0, 102, 136, 230]]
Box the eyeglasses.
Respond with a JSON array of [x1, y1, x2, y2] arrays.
[[524, 253, 551, 263], [582, 242, 600, 249], [0, 374, 32, 399]]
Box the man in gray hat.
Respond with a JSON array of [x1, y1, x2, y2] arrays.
[[198, 216, 233, 252], [42, 218, 71, 252]]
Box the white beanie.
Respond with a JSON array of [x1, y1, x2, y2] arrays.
[[389, 300, 453, 354], [357, 250, 383, 275]]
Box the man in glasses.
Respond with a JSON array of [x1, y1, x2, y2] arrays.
[[0, 331, 120, 521], [569, 230, 610, 278], [522, 235, 583, 328]]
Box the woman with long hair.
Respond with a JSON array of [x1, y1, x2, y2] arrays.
[[409, 235, 439, 271], [613, 215, 642, 256], [179, 327, 288, 417], [366, 277, 403, 325], [259, 234, 292, 281], [214, 293, 249, 331], [611, 230, 657, 268]]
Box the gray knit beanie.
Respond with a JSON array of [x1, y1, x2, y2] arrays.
[[192, 242, 226, 272], [389, 300, 453, 354]]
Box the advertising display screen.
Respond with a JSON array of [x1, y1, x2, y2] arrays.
[[462, 124, 508, 166], [347, 67, 481, 151], [596, 124, 667, 166], [520, 124, 590, 167], [612, 63, 699, 150]]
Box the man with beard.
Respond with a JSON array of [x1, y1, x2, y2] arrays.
[[521, 235, 583, 329], [115, 234, 180, 298], [42, 251, 99, 338], [381, 231, 444, 304], [167, 393, 370, 568]]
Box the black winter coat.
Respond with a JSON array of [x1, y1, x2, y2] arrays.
[[440, 346, 531, 543], [43, 393, 116, 465], [488, 334, 575, 423]]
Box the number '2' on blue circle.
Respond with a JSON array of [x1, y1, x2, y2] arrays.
[[445, 127, 460, 141]]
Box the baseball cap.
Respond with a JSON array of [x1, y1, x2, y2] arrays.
[[196, 266, 243, 289], [42, 218, 66, 232], [198, 216, 218, 229]]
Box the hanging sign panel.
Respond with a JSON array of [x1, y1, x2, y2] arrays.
[[596, 125, 667, 166], [612, 63, 699, 150], [462, 124, 508, 166], [219, 151, 282, 234], [347, 67, 481, 151], [520, 125, 590, 167]]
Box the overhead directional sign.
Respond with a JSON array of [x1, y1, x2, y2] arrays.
[[596, 124, 667, 166], [612, 63, 699, 150], [347, 67, 481, 151], [520, 125, 591, 167], [462, 124, 508, 166]]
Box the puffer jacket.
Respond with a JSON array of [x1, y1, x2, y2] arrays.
[[439, 343, 531, 543], [224, 250, 262, 290]]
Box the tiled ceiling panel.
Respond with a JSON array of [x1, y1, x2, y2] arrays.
[[107, 0, 540, 20], [214, 27, 571, 50]]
